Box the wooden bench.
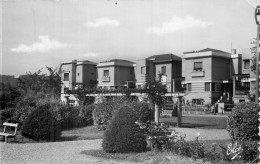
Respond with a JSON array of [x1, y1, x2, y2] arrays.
[[0, 122, 19, 143]]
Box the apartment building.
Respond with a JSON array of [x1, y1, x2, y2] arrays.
[[59, 60, 97, 102], [135, 54, 182, 92], [96, 59, 135, 89], [182, 48, 235, 104]]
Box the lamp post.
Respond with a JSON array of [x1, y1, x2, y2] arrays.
[[255, 6, 260, 103]]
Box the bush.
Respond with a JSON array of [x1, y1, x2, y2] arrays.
[[133, 102, 154, 123], [12, 106, 36, 124], [54, 104, 94, 130], [240, 140, 259, 162], [93, 97, 153, 130], [102, 106, 147, 153], [21, 107, 61, 141], [227, 102, 260, 140]]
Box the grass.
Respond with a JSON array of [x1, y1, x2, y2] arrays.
[[81, 149, 207, 164], [160, 115, 228, 129], [82, 139, 256, 164], [1, 115, 227, 143]]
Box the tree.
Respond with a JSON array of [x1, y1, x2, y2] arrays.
[[17, 67, 61, 97], [144, 81, 167, 124]]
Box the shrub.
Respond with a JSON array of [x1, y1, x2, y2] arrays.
[[93, 97, 153, 130], [240, 140, 259, 162], [102, 106, 147, 153], [133, 102, 154, 123], [21, 107, 61, 141], [12, 106, 36, 124], [92, 97, 118, 129], [227, 102, 260, 141]]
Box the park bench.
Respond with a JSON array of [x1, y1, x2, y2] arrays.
[[0, 122, 19, 143]]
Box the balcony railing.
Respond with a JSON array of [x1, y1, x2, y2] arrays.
[[102, 76, 110, 82], [191, 70, 205, 77]]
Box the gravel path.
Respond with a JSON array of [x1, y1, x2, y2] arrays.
[[0, 128, 229, 164], [0, 139, 135, 164]]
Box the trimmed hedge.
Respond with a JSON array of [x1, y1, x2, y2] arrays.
[[227, 102, 260, 141], [21, 108, 61, 141], [102, 106, 147, 153]]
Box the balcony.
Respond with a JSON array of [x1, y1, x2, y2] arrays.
[[191, 70, 205, 77], [102, 76, 110, 82]]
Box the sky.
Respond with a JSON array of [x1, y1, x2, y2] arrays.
[[1, 0, 259, 77]]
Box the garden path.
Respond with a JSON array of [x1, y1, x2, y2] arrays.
[[0, 128, 229, 164]]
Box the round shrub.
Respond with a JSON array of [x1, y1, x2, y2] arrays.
[[227, 102, 260, 141], [21, 107, 61, 141], [102, 106, 147, 153]]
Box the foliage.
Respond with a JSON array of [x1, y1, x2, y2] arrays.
[[102, 106, 147, 153], [93, 97, 153, 130], [144, 81, 167, 106], [0, 108, 15, 124], [227, 102, 260, 141], [92, 97, 118, 130], [0, 83, 21, 109], [135, 120, 205, 159], [240, 140, 259, 162], [21, 107, 61, 141], [17, 66, 61, 97], [55, 104, 94, 130]]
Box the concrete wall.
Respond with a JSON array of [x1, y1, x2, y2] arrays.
[[114, 66, 135, 86], [97, 66, 115, 88], [212, 57, 231, 81], [60, 62, 76, 92], [83, 64, 97, 84], [183, 57, 212, 81], [231, 54, 242, 75], [135, 59, 155, 85]]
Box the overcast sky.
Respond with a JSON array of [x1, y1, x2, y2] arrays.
[[1, 0, 258, 77]]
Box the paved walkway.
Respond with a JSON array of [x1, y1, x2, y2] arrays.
[[0, 128, 230, 164]]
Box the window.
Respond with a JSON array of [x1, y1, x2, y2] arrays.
[[244, 60, 250, 69], [212, 83, 216, 92], [141, 66, 145, 74], [194, 62, 203, 71], [104, 70, 109, 76], [187, 83, 191, 91], [130, 69, 133, 75], [205, 82, 210, 91], [161, 66, 166, 75], [192, 99, 204, 105], [146, 67, 150, 75], [64, 73, 69, 81], [64, 87, 69, 94]]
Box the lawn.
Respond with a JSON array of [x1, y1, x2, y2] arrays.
[[160, 115, 228, 129], [1, 115, 228, 143]]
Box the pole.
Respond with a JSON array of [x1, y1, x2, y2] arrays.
[[255, 25, 259, 103], [155, 104, 159, 124], [177, 96, 182, 127]]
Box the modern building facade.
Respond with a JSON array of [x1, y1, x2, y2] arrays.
[[59, 48, 255, 105], [182, 48, 235, 104], [135, 54, 182, 92], [59, 60, 97, 103], [96, 59, 135, 89]]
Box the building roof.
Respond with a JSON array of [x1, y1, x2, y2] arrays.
[[183, 48, 231, 59], [147, 53, 182, 62], [97, 59, 135, 67], [76, 60, 97, 65], [184, 48, 229, 54], [99, 59, 134, 64]]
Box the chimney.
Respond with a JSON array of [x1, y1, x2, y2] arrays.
[[231, 49, 236, 54]]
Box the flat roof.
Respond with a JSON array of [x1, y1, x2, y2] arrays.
[[183, 48, 231, 59]]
